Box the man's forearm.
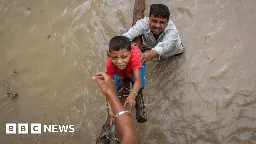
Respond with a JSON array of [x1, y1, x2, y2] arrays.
[[106, 91, 124, 114], [149, 49, 159, 58], [105, 91, 138, 143], [141, 49, 159, 63]]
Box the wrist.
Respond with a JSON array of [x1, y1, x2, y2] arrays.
[[128, 94, 136, 99], [130, 89, 138, 97], [105, 89, 117, 98], [128, 93, 136, 98], [149, 50, 159, 58]]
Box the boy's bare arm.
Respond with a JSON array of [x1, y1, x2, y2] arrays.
[[131, 69, 142, 94], [125, 69, 141, 111]]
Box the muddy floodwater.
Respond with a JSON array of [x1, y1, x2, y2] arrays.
[[0, 0, 255, 143]]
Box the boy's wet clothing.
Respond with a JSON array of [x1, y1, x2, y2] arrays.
[[114, 64, 146, 91], [106, 46, 146, 91]]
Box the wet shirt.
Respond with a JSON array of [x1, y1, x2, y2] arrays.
[[123, 17, 183, 58], [106, 46, 142, 79]]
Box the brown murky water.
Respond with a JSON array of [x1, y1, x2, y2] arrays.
[[0, 0, 255, 143]]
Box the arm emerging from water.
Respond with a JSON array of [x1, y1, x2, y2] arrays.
[[93, 72, 139, 144]]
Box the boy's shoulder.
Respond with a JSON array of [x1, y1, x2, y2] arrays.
[[131, 45, 141, 53], [130, 46, 142, 64], [106, 58, 114, 67]]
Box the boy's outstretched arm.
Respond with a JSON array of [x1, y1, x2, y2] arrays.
[[125, 69, 141, 111]]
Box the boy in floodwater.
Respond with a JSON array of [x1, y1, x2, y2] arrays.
[[106, 36, 146, 114], [96, 36, 146, 143]]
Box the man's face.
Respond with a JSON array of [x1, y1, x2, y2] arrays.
[[109, 49, 131, 70], [149, 15, 168, 35]]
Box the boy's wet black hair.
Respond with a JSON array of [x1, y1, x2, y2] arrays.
[[149, 4, 170, 20], [109, 36, 131, 52]]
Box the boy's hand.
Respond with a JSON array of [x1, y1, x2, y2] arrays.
[[124, 94, 136, 111]]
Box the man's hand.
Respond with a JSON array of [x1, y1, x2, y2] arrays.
[[141, 52, 151, 64], [141, 50, 158, 64], [92, 72, 116, 97]]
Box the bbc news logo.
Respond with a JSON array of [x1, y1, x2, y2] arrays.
[[6, 123, 75, 134]]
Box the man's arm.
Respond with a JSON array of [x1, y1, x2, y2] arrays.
[[141, 50, 158, 63], [123, 18, 147, 41], [106, 90, 138, 144], [141, 28, 179, 63], [152, 28, 179, 56], [93, 73, 139, 144]]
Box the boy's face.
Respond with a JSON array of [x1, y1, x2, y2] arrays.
[[109, 49, 131, 70], [149, 15, 168, 35]]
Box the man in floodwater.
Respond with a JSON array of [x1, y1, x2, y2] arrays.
[[123, 4, 184, 63]]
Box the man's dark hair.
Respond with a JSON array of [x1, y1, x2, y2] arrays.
[[149, 4, 170, 20], [109, 36, 131, 52]]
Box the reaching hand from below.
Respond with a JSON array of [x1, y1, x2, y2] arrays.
[[92, 72, 116, 97]]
